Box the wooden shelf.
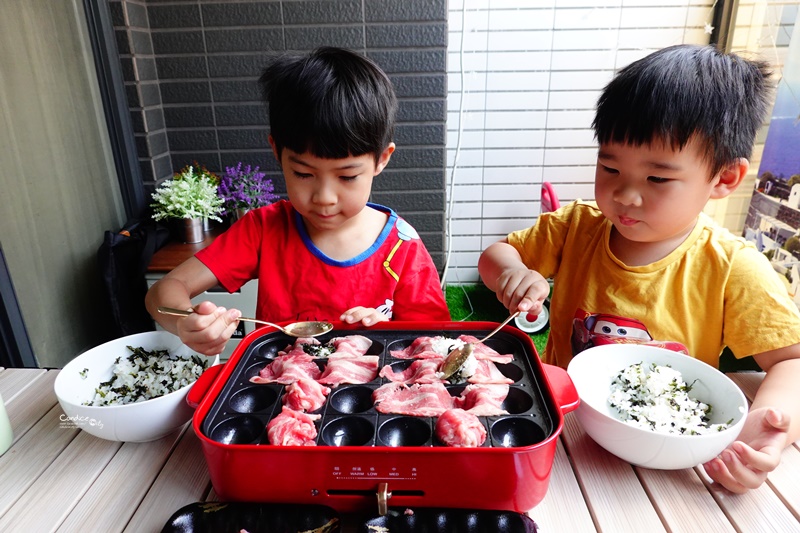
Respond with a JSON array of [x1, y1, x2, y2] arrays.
[[147, 226, 225, 273]]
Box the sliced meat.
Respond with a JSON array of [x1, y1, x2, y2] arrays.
[[282, 377, 330, 412], [379, 360, 445, 384], [317, 356, 380, 387], [249, 353, 322, 384], [390, 335, 513, 364], [435, 408, 487, 447], [372, 382, 454, 417], [389, 336, 453, 359], [467, 360, 513, 385], [454, 384, 509, 416], [329, 335, 373, 356], [266, 406, 320, 446], [457, 335, 514, 364], [279, 335, 373, 358], [277, 337, 320, 357]]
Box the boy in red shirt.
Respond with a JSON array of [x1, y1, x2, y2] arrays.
[[146, 47, 450, 356]]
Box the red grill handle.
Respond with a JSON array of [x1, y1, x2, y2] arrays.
[[542, 363, 580, 414], [187, 363, 224, 409]]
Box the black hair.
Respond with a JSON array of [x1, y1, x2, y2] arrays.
[[259, 47, 398, 162], [592, 44, 773, 177]]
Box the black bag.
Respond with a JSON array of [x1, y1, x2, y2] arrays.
[[97, 219, 169, 339]]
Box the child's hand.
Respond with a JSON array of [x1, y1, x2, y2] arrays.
[[494, 267, 550, 317], [175, 301, 241, 356], [702, 407, 790, 493], [340, 306, 390, 327]]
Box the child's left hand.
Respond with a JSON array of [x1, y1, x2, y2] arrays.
[[702, 407, 790, 493], [340, 306, 390, 327]]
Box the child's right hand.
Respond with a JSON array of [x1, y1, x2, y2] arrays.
[[493, 267, 550, 317], [478, 240, 550, 318], [175, 301, 242, 356]]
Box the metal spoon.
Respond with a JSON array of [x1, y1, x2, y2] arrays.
[[439, 311, 521, 379], [157, 307, 333, 337]]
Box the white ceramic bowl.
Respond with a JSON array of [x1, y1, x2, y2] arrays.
[[566, 344, 748, 470], [54, 331, 219, 442]]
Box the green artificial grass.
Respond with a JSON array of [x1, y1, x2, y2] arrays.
[[445, 283, 549, 357]]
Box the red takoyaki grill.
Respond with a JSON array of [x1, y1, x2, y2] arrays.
[[187, 321, 579, 513]]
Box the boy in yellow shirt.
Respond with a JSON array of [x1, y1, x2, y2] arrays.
[[479, 45, 800, 493]]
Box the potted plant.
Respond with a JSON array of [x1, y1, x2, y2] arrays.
[[150, 164, 224, 243], [217, 163, 279, 221]]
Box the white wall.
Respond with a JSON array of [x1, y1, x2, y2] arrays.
[[444, 0, 798, 283]]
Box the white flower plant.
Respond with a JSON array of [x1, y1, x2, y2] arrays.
[[150, 164, 224, 222]]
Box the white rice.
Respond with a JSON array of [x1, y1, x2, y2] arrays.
[[608, 362, 730, 435], [432, 336, 477, 382], [84, 345, 208, 406], [430, 336, 465, 356]]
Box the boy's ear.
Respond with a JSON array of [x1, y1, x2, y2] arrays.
[[374, 143, 396, 175], [268, 135, 280, 163], [710, 158, 749, 199]]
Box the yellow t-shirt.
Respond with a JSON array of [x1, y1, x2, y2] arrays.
[[507, 201, 800, 369]]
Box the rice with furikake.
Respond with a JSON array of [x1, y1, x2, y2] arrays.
[[608, 362, 730, 435], [85, 345, 208, 406]]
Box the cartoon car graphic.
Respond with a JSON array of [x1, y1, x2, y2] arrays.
[[571, 312, 688, 355]]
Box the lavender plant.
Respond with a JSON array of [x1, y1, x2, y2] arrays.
[[150, 165, 224, 222], [217, 163, 279, 215]]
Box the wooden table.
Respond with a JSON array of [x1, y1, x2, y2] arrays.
[[1, 368, 798, 532]]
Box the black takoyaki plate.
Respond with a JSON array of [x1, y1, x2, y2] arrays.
[[159, 501, 539, 533], [199, 325, 555, 449], [359, 507, 539, 532], [159, 501, 340, 533]]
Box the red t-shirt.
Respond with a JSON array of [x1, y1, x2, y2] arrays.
[[195, 200, 450, 323]]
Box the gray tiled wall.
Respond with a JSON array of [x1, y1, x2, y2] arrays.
[[109, 0, 448, 268]]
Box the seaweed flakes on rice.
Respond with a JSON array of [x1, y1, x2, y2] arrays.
[[85, 345, 208, 406], [609, 362, 731, 435]]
